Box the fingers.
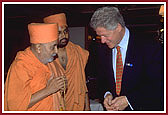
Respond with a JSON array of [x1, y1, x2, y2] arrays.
[[104, 94, 113, 110], [108, 95, 113, 106], [111, 98, 117, 105], [47, 75, 68, 94], [106, 106, 118, 111], [104, 94, 113, 106], [48, 73, 54, 82], [53, 76, 67, 91], [106, 96, 127, 111], [104, 96, 123, 111]]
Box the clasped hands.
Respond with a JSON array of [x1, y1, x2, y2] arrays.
[[103, 94, 128, 111]]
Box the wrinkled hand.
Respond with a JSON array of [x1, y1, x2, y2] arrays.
[[46, 74, 67, 95], [103, 94, 113, 110], [105, 96, 128, 111]]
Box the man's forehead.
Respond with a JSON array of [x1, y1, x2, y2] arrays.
[[42, 40, 58, 46]]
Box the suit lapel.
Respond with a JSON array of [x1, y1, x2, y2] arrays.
[[121, 33, 135, 95]]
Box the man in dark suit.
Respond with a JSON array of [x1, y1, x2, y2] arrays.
[[87, 6, 164, 111]]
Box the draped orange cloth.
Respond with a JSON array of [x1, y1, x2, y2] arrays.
[[48, 41, 89, 110], [4, 47, 61, 111]]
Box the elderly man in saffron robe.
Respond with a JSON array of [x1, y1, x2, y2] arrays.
[[4, 23, 69, 111]]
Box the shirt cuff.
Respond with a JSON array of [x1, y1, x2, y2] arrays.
[[125, 96, 134, 110], [104, 91, 112, 98]]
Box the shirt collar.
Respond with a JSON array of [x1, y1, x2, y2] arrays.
[[118, 27, 130, 49]]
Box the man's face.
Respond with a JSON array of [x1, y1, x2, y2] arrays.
[[95, 25, 123, 49], [57, 26, 69, 48], [39, 40, 58, 64]]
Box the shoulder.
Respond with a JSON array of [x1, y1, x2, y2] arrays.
[[10, 49, 37, 76], [7, 57, 30, 82], [12, 51, 28, 68], [10, 51, 30, 74], [68, 41, 89, 56], [129, 30, 162, 49], [129, 30, 163, 58]]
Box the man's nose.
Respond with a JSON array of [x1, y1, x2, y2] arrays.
[[54, 46, 58, 54], [59, 31, 66, 38]]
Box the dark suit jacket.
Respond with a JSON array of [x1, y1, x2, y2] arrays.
[[86, 30, 164, 111]]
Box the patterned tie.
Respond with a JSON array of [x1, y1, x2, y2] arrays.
[[116, 46, 123, 95]]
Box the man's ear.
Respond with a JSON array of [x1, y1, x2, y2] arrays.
[[116, 23, 122, 32], [35, 44, 41, 54]]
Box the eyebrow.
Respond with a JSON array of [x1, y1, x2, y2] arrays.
[[50, 43, 57, 49]]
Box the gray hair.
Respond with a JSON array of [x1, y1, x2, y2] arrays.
[[90, 6, 125, 30]]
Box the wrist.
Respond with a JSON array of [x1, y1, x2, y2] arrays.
[[104, 91, 112, 98], [44, 86, 52, 96]]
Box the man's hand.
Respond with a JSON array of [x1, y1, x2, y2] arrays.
[[103, 94, 113, 110], [46, 75, 68, 95], [105, 96, 128, 111], [28, 75, 67, 109]]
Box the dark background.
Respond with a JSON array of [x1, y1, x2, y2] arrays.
[[4, 4, 164, 83]]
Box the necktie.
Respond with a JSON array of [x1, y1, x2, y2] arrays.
[[116, 46, 123, 95]]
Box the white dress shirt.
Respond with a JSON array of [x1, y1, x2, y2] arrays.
[[113, 27, 129, 82]]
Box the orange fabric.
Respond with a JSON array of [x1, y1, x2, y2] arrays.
[[4, 47, 60, 111], [28, 23, 58, 44], [43, 13, 67, 27], [116, 46, 123, 95], [48, 41, 89, 110], [47, 62, 65, 111]]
